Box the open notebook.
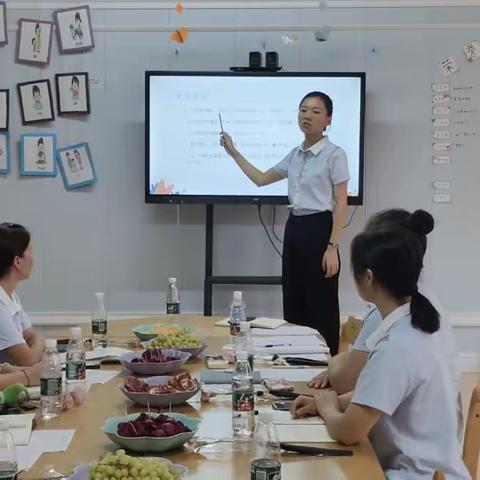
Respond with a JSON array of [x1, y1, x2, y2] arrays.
[[2, 413, 35, 446], [215, 317, 287, 329]]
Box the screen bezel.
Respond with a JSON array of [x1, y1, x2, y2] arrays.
[[145, 71, 365, 206]]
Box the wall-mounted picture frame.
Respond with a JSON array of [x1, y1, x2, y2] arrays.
[[57, 142, 96, 189], [54, 5, 94, 54], [0, 89, 8, 131], [15, 18, 53, 66], [0, 133, 10, 174], [19, 133, 57, 176], [0, 2, 7, 46], [55, 72, 90, 114], [17, 79, 55, 125]]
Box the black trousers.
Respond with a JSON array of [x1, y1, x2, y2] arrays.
[[282, 211, 340, 355]]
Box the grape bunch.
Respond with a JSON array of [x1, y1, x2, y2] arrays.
[[88, 449, 183, 480], [149, 329, 201, 349]]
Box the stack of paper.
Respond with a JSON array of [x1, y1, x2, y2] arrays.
[[275, 424, 335, 443], [253, 336, 329, 355], [259, 368, 325, 382], [258, 409, 324, 425], [2, 413, 35, 446], [215, 317, 287, 329], [60, 347, 132, 364], [252, 325, 319, 336]]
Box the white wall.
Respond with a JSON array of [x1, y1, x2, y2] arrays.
[[1, 3, 480, 359]]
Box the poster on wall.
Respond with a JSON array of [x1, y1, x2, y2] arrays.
[[0, 133, 9, 174], [57, 142, 97, 189], [19, 133, 57, 176], [55, 72, 90, 114], [15, 18, 53, 65], [54, 5, 94, 53], [17, 79, 55, 125], [0, 2, 7, 46], [0, 89, 8, 130]]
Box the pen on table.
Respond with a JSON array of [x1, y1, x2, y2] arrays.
[[264, 343, 293, 348], [218, 113, 224, 134]]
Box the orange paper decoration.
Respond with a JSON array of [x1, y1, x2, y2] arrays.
[[171, 28, 189, 44]]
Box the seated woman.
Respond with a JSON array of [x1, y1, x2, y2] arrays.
[[308, 209, 456, 395], [0, 362, 41, 389], [291, 216, 469, 479], [0, 223, 44, 366]]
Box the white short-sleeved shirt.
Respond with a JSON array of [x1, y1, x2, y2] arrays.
[[0, 286, 32, 363], [352, 304, 470, 480], [273, 136, 350, 215]]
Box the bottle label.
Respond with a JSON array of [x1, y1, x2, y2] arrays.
[[251, 459, 281, 480], [92, 319, 107, 335], [230, 322, 241, 336], [232, 389, 254, 413], [66, 361, 86, 381], [166, 303, 180, 314], [40, 377, 62, 396]]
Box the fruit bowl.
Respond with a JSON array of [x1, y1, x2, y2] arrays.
[[120, 349, 191, 375], [132, 323, 193, 342], [102, 412, 200, 452]]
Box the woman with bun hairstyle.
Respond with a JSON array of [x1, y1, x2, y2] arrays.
[[308, 209, 456, 395], [291, 214, 469, 479]]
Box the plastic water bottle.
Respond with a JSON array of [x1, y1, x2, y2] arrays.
[[40, 339, 63, 420], [251, 421, 282, 480], [65, 327, 87, 398], [92, 292, 108, 347], [239, 321, 255, 371], [229, 291, 246, 343], [232, 350, 255, 437], [0, 419, 17, 480], [166, 277, 180, 314]]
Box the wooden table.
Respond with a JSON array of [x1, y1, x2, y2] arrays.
[[21, 316, 384, 480]]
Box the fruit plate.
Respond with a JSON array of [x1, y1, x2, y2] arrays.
[[67, 456, 188, 479], [118, 375, 201, 407], [120, 349, 191, 375], [132, 323, 193, 342], [102, 412, 200, 452]]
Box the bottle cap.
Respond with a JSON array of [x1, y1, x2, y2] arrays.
[[233, 291, 242, 301], [168, 277, 177, 284], [45, 338, 57, 349], [69, 326, 82, 338], [94, 292, 104, 299], [236, 350, 248, 361]]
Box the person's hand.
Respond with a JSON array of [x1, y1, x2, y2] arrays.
[[25, 363, 42, 386], [0, 363, 18, 374], [290, 395, 318, 418], [314, 389, 340, 417], [219, 133, 237, 157], [307, 370, 330, 389], [322, 247, 339, 278]]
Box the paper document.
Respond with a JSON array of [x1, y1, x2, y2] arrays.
[[260, 368, 326, 382], [258, 409, 324, 425], [253, 336, 325, 348], [280, 353, 329, 362], [275, 424, 335, 443], [256, 345, 329, 355], [216, 317, 287, 329], [17, 429, 75, 471], [2, 413, 35, 446], [60, 347, 132, 364], [86, 369, 119, 386], [253, 325, 319, 336]]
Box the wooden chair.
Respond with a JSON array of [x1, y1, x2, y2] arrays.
[[434, 383, 480, 480], [339, 316, 363, 353]]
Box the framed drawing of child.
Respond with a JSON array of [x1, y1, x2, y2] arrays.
[[55, 72, 90, 114], [17, 79, 55, 125], [54, 5, 94, 53], [19, 133, 57, 176], [15, 18, 53, 66], [57, 142, 97, 189]]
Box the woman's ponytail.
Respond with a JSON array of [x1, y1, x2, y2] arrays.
[[410, 290, 439, 334]]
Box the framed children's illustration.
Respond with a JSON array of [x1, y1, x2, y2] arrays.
[[19, 133, 57, 176], [0, 133, 9, 174], [17, 79, 55, 125], [0, 2, 7, 46], [55, 72, 90, 114], [15, 18, 53, 66], [0, 89, 8, 131], [57, 143, 96, 189], [54, 5, 94, 53]]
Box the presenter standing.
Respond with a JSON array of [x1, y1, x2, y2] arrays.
[[220, 92, 349, 355]]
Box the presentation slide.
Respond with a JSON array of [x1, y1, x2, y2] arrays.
[[147, 73, 363, 202]]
